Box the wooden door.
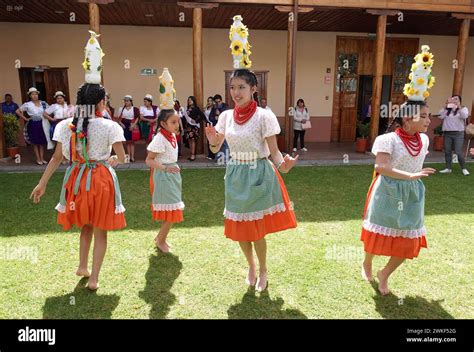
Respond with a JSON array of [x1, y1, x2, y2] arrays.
[[44, 68, 70, 105], [224, 70, 268, 109], [339, 75, 359, 142], [18, 68, 35, 103]]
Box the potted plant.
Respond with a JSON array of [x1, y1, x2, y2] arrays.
[[433, 124, 443, 151], [356, 122, 370, 153], [3, 113, 21, 158]]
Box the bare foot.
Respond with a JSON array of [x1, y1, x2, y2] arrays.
[[246, 266, 257, 286], [256, 271, 268, 292], [86, 280, 99, 291], [156, 241, 171, 253], [76, 268, 91, 278], [377, 270, 390, 295], [361, 262, 374, 282]]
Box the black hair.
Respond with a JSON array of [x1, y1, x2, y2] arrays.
[[72, 83, 106, 146], [213, 94, 222, 101], [385, 100, 427, 133], [5, 93, 12, 98], [446, 95, 462, 115], [230, 69, 258, 87], [187, 96, 198, 108], [156, 109, 178, 134], [296, 99, 305, 107]]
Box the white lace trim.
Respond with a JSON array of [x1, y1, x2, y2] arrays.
[[224, 203, 286, 222], [152, 202, 185, 211], [55, 203, 66, 213], [363, 220, 426, 238], [55, 203, 126, 214], [115, 204, 126, 214]]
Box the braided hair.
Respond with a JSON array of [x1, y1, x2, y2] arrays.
[[71, 83, 106, 158], [385, 100, 426, 133]]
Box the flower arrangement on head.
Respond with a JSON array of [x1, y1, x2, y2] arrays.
[[229, 15, 252, 69], [403, 45, 435, 101], [159, 68, 176, 110], [69, 30, 107, 166]]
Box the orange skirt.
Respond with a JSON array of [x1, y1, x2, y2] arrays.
[[149, 170, 184, 223], [224, 166, 297, 242], [57, 164, 126, 231], [361, 228, 427, 259], [360, 173, 427, 259]]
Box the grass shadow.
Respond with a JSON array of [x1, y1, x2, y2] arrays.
[[369, 281, 454, 319], [138, 252, 182, 319], [42, 278, 120, 319], [227, 288, 308, 319]]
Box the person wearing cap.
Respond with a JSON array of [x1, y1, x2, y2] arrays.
[[43, 91, 74, 154], [16, 87, 51, 165], [115, 95, 140, 162], [139, 94, 159, 142]]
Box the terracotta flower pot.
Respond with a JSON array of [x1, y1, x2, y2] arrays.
[[7, 147, 20, 158], [433, 135, 444, 151], [356, 137, 368, 153]]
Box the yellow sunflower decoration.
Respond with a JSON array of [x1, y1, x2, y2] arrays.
[[229, 15, 252, 69], [403, 45, 435, 102]]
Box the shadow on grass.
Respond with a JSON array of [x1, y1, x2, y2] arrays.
[[370, 281, 454, 319], [139, 252, 182, 319], [227, 288, 308, 319], [42, 278, 120, 319]]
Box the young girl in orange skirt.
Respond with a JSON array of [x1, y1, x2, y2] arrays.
[[30, 31, 126, 290], [145, 68, 184, 253], [361, 45, 437, 295], [205, 68, 298, 292]]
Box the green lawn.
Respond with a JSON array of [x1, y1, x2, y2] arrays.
[[0, 164, 472, 319]]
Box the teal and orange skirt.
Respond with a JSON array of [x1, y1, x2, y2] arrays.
[[223, 158, 297, 242]]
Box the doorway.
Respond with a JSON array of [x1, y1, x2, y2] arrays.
[[18, 67, 70, 104]]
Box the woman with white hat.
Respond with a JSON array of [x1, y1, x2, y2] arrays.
[[139, 94, 159, 142], [16, 87, 51, 165], [115, 95, 140, 162], [43, 91, 74, 142]]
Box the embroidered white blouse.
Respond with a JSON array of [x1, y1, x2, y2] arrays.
[[372, 132, 429, 174], [147, 131, 178, 164], [45, 103, 73, 120], [215, 107, 281, 161], [20, 101, 49, 121], [53, 117, 125, 161]]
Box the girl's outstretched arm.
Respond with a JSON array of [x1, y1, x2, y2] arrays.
[[30, 143, 64, 203], [375, 152, 436, 180], [267, 135, 298, 174]]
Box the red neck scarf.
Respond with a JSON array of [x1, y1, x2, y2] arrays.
[[160, 128, 177, 148], [233, 100, 257, 125], [395, 127, 423, 157]]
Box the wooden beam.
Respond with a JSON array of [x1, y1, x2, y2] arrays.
[[88, 3, 102, 84], [89, 3, 100, 37], [366, 9, 400, 16], [193, 7, 205, 155], [178, 2, 219, 9], [78, 0, 114, 4], [284, 0, 298, 153], [452, 13, 474, 20], [204, 0, 474, 14], [369, 14, 387, 145], [453, 18, 470, 96], [275, 5, 313, 13]]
